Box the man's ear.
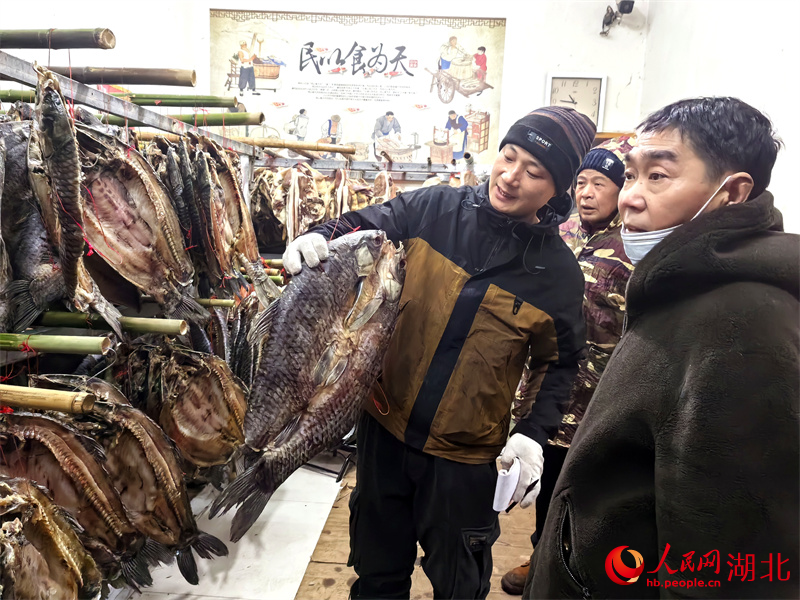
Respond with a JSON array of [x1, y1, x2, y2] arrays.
[[722, 172, 754, 205]]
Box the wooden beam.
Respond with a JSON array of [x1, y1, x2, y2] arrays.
[[0, 28, 116, 50], [0, 50, 261, 156]]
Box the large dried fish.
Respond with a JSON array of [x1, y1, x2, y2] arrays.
[[0, 412, 157, 589], [0, 138, 9, 332], [34, 65, 83, 301], [210, 230, 406, 541], [75, 123, 206, 322], [0, 476, 103, 599], [30, 375, 229, 585]]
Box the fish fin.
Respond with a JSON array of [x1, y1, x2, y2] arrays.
[[312, 342, 349, 388], [246, 298, 279, 346], [77, 433, 107, 463], [188, 321, 213, 354], [209, 456, 275, 542], [121, 553, 153, 590], [171, 294, 210, 324], [177, 549, 199, 585], [88, 287, 125, 339], [344, 279, 384, 331], [140, 538, 174, 566], [272, 414, 302, 448], [8, 279, 45, 331], [191, 531, 229, 559]]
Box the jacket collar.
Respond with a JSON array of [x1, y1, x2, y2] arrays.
[[626, 191, 796, 323]]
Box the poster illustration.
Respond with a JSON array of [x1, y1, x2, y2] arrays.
[[210, 10, 506, 168]]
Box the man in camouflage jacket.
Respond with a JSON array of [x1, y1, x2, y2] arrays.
[[503, 137, 635, 595]]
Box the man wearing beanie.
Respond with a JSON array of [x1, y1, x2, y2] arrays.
[[282, 106, 595, 598], [501, 137, 635, 595]]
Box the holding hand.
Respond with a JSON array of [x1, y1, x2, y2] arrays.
[[282, 233, 329, 275], [498, 434, 544, 509]]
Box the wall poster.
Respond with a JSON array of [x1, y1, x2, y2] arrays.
[[209, 10, 506, 169]]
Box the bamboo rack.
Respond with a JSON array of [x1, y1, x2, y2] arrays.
[[111, 93, 239, 108], [0, 89, 35, 103], [0, 333, 112, 355], [102, 112, 264, 128], [34, 312, 188, 336], [0, 28, 116, 50], [46, 67, 196, 87], [0, 384, 95, 413], [196, 299, 236, 308]]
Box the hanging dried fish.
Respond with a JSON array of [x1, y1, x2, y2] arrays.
[[0, 476, 103, 599]]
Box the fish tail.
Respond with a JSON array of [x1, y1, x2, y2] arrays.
[[191, 531, 229, 559], [88, 285, 124, 338], [139, 537, 174, 567], [209, 456, 275, 542], [176, 548, 199, 585], [120, 553, 153, 590], [171, 294, 210, 324], [8, 279, 45, 331]]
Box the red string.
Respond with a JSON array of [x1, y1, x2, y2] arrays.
[[18, 336, 36, 356]]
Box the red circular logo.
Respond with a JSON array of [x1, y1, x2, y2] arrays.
[[605, 546, 645, 585]]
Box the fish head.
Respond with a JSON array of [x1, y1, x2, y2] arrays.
[[349, 229, 386, 276], [377, 241, 406, 302]]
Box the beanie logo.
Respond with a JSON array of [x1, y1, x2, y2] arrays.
[[602, 157, 615, 171], [526, 129, 552, 151]]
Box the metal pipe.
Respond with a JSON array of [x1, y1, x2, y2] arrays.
[[0, 384, 95, 413]]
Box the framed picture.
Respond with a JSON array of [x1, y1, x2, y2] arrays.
[[545, 73, 607, 130]]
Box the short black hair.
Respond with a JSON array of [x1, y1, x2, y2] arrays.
[[385, 111, 394, 116], [448, 110, 456, 116], [299, 109, 306, 114], [638, 97, 782, 198], [477, 46, 486, 52]]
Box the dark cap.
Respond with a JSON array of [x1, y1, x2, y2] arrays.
[[500, 106, 596, 195], [578, 148, 625, 189]]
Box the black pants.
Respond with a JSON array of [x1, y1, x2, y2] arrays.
[[530, 443, 569, 548], [238, 66, 255, 91], [348, 413, 500, 599]]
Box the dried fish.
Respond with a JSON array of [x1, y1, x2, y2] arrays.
[[210, 230, 406, 541]]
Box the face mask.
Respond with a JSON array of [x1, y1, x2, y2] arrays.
[[621, 176, 731, 265]]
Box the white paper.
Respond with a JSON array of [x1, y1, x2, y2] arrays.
[[493, 456, 520, 512]]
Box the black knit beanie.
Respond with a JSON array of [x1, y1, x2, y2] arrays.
[[578, 147, 625, 189], [499, 107, 596, 195]]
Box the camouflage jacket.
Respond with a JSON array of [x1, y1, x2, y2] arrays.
[[515, 212, 633, 447]]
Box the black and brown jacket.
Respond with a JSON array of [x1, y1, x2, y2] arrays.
[[310, 181, 585, 464]]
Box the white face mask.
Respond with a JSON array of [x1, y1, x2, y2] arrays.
[[621, 176, 731, 265]]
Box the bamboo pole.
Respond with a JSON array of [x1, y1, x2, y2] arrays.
[[238, 137, 356, 154], [0, 333, 112, 355], [46, 67, 196, 87], [0, 28, 116, 50], [110, 93, 238, 108], [0, 384, 95, 413], [196, 298, 236, 308], [0, 89, 36, 103], [35, 312, 188, 336], [102, 112, 263, 128], [135, 131, 354, 154], [263, 259, 284, 267]]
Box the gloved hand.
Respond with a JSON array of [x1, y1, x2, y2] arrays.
[[498, 434, 544, 509], [282, 233, 329, 275]]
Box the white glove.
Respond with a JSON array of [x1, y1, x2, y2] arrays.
[[498, 434, 544, 509], [282, 233, 329, 275]]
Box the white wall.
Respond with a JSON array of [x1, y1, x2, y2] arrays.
[[3, 0, 798, 230], [641, 0, 800, 231]]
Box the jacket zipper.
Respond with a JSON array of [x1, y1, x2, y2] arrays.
[[559, 500, 592, 599], [477, 221, 513, 274]]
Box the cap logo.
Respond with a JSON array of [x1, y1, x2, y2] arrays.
[[602, 157, 615, 170], [526, 129, 552, 151]]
